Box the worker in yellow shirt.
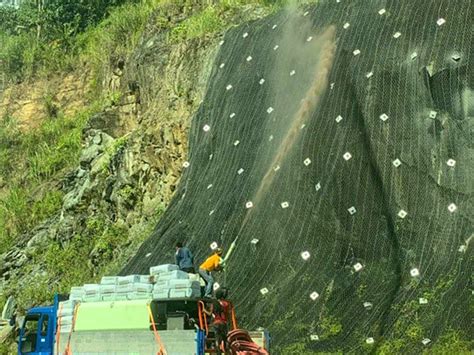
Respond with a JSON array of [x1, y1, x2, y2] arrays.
[[199, 248, 224, 297]]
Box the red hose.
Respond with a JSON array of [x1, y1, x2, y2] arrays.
[[227, 329, 269, 355]]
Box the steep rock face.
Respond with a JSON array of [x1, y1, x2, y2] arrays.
[[122, 1, 473, 353], [0, 74, 90, 131]]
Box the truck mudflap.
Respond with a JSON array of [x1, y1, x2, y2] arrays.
[[227, 329, 269, 355]]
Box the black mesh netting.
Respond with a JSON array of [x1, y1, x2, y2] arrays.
[[122, 0, 473, 352]]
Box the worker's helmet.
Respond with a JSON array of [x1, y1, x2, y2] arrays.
[[215, 247, 223, 255]]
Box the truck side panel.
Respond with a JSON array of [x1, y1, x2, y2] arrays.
[[74, 300, 150, 331], [59, 329, 197, 354]]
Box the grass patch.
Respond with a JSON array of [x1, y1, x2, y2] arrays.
[[0, 187, 30, 253], [377, 339, 405, 354], [0, 115, 20, 167], [0, 102, 105, 255], [169, 6, 224, 43], [0, 32, 74, 82], [78, 1, 162, 90], [166, 0, 320, 44], [18, 217, 129, 307], [31, 191, 64, 224]]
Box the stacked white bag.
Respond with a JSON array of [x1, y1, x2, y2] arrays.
[[65, 264, 201, 305], [57, 300, 77, 333], [98, 275, 153, 301], [67, 274, 153, 303], [82, 284, 101, 302], [99, 276, 117, 301], [116, 275, 153, 301], [150, 264, 201, 300], [69, 286, 85, 302]]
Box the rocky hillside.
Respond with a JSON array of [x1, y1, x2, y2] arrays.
[[0, 1, 274, 352]]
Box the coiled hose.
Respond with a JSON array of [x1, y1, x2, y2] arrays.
[[227, 329, 269, 355]]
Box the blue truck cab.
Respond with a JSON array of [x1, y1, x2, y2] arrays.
[[17, 295, 63, 355]]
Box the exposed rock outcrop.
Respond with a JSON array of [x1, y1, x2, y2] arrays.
[[0, 2, 235, 312]]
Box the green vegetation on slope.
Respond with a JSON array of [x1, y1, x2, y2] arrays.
[[0, 0, 318, 83], [0, 103, 101, 255], [169, 5, 225, 43], [0, 0, 135, 81]]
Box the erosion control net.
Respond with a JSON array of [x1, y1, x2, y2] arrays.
[[123, 0, 473, 351]]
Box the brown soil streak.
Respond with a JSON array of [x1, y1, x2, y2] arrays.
[[238, 26, 337, 235]]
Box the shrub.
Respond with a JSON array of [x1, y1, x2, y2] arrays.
[[77, 0, 162, 91], [319, 315, 342, 339], [0, 115, 20, 176], [426, 329, 472, 354], [377, 339, 405, 354], [31, 190, 63, 223], [0, 33, 35, 81], [43, 235, 95, 289], [25, 110, 90, 181], [0, 187, 29, 253]]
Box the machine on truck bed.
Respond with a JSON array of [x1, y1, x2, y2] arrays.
[[17, 265, 270, 354]]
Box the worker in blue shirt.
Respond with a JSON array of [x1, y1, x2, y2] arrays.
[[175, 242, 195, 273]]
